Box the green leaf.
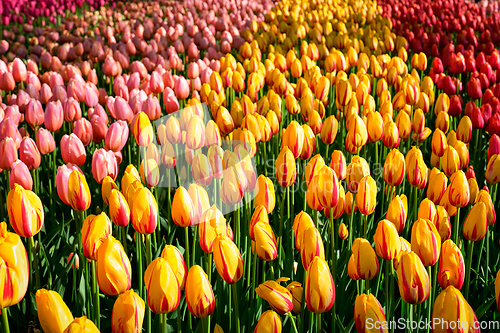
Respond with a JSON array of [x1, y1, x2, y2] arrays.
[[475, 297, 495, 319]]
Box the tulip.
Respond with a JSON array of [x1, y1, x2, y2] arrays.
[[485, 154, 500, 184], [305, 256, 335, 313], [356, 176, 377, 216], [254, 310, 282, 333], [411, 218, 441, 266], [185, 265, 215, 318], [111, 290, 145, 333], [320, 115, 339, 146], [63, 317, 99, 333], [105, 120, 129, 152], [462, 202, 487, 242], [292, 211, 315, 252], [453, 141, 469, 170], [0, 137, 17, 171], [91, 148, 118, 184], [255, 280, 294, 315], [131, 187, 158, 235], [300, 227, 325, 270], [36, 128, 56, 155], [432, 286, 479, 333], [346, 156, 370, 193], [19, 137, 41, 170], [374, 219, 401, 260], [81, 213, 112, 260], [438, 240, 465, 290], [354, 293, 387, 333], [96, 236, 132, 295], [36, 289, 74, 333], [305, 155, 326, 186], [68, 170, 91, 211], [456, 116, 472, 144], [349, 238, 379, 280], [9, 160, 32, 191], [216, 106, 235, 137], [431, 129, 447, 157], [0, 222, 29, 310], [188, 184, 210, 225], [397, 251, 430, 304], [347, 115, 368, 149], [315, 166, 339, 209], [254, 175, 276, 213], [336, 79, 352, 106], [213, 234, 244, 284], [367, 111, 384, 142], [338, 223, 349, 240], [131, 112, 154, 147], [171, 186, 195, 228], [254, 222, 278, 261], [386, 195, 407, 233], [144, 257, 180, 313], [275, 147, 296, 188], [161, 245, 187, 290], [448, 171, 470, 208], [475, 189, 496, 226], [282, 121, 304, 159], [221, 166, 244, 206], [383, 149, 405, 187], [61, 134, 86, 166], [108, 189, 130, 227], [44, 101, 64, 132], [405, 147, 428, 189], [6, 183, 44, 238]]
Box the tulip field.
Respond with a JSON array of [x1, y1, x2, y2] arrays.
[[2, 0, 500, 331]]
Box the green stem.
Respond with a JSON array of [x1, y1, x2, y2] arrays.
[[426, 266, 432, 333], [316, 312, 321, 333], [146, 234, 152, 333], [278, 188, 287, 270], [29, 237, 41, 291], [385, 260, 391, 320], [121, 227, 128, 255], [348, 202, 356, 249], [232, 284, 241, 333], [184, 227, 190, 269], [92, 260, 100, 329], [464, 240, 474, 300], [136, 232, 143, 298], [1, 307, 10, 333], [363, 214, 368, 239], [453, 208, 461, 246], [176, 307, 182, 333], [286, 312, 299, 333]]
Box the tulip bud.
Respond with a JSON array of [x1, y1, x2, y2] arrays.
[[305, 256, 335, 313], [432, 286, 479, 332], [448, 170, 470, 208], [171, 186, 195, 228], [185, 265, 215, 317], [131, 187, 158, 235], [68, 170, 91, 211], [254, 175, 276, 213], [411, 218, 441, 266], [96, 236, 132, 295], [254, 222, 278, 261], [462, 202, 487, 242], [81, 213, 112, 261], [300, 227, 325, 270], [356, 176, 377, 215], [396, 251, 430, 304], [386, 195, 407, 233], [275, 147, 296, 188], [383, 149, 405, 187], [346, 156, 370, 193], [320, 115, 339, 145], [374, 219, 401, 260], [254, 310, 282, 333], [405, 147, 428, 189], [144, 257, 180, 314], [438, 240, 465, 290], [354, 293, 387, 333], [213, 234, 244, 284], [349, 238, 379, 280], [7, 184, 44, 238], [256, 280, 294, 315], [485, 154, 500, 184], [36, 289, 74, 333], [112, 290, 145, 333]]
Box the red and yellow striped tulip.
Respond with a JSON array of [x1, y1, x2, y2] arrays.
[[396, 251, 430, 304], [213, 234, 244, 284], [374, 219, 402, 260], [438, 239, 465, 290], [255, 280, 294, 315], [112, 290, 145, 333], [305, 256, 335, 313], [81, 212, 112, 260], [36, 289, 74, 333], [354, 293, 388, 333], [185, 265, 215, 318], [7, 184, 44, 238], [68, 169, 91, 211], [144, 257, 180, 313], [96, 236, 132, 295]]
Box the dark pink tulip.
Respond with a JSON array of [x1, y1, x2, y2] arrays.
[[73, 118, 93, 146], [63, 97, 82, 123], [150, 71, 164, 94], [56, 163, 82, 205], [0, 137, 18, 170], [40, 83, 53, 104], [36, 128, 55, 155], [9, 160, 33, 191], [143, 95, 161, 120], [25, 99, 44, 129], [0, 71, 15, 92], [92, 148, 118, 184], [163, 87, 179, 114], [105, 120, 129, 152], [44, 101, 64, 132], [61, 133, 86, 166], [19, 137, 41, 170]]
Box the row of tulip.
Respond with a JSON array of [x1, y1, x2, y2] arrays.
[[1, 0, 500, 332]]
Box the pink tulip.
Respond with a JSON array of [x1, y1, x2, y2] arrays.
[[163, 87, 179, 114], [112, 96, 134, 123], [0, 71, 15, 92], [36, 128, 55, 155], [26, 83, 40, 100], [0, 118, 19, 141], [44, 100, 64, 132], [67, 78, 86, 102], [0, 137, 18, 170], [174, 76, 190, 100], [16, 90, 30, 113], [12, 58, 27, 83], [19, 137, 41, 170], [187, 63, 200, 80], [127, 72, 141, 91], [61, 133, 86, 166], [84, 83, 98, 107], [73, 118, 93, 146], [56, 163, 82, 205], [143, 95, 161, 120], [92, 148, 119, 184], [25, 99, 44, 129], [4, 105, 21, 125], [9, 160, 33, 190], [149, 71, 164, 94], [40, 83, 53, 104], [105, 120, 129, 152], [51, 85, 67, 102], [63, 97, 82, 123], [90, 113, 109, 144]]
